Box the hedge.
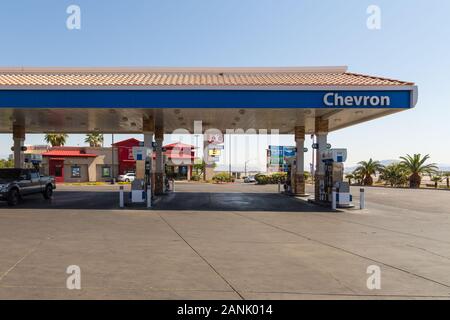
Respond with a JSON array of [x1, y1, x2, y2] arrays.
[[255, 172, 287, 185]]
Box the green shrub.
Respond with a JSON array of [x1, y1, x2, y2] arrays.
[[255, 173, 269, 185], [212, 172, 234, 183], [270, 172, 287, 184], [255, 172, 288, 185], [191, 174, 201, 181], [303, 171, 311, 182]]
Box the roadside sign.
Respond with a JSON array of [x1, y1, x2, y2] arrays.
[[269, 146, 297, 164], [206, 133, 224, 144], [208, 145, 224, 150], [283, 146, 296, 158], [312, 143, 319, 149], [208, 149, 221, 157], [326, 143, 332, 149], [303, 147, 308, 153], [269, 146, 282, 165]]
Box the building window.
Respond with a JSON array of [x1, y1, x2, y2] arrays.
[[71, 166, 81, 178], [102, 166, 111, 177]]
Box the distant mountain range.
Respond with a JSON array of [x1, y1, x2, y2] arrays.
[[345, 160, 450, 173]]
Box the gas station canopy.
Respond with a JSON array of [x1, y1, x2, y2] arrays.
[[0, 66, 417, 134]]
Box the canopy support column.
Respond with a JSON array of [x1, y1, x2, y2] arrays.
[[13, 124, 25, 169], [314, 119, 329, 201], [143, 116, 155, 197], [154, 125, 165, 195], [294, 126, 308, 197]]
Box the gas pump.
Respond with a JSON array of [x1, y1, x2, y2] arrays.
[[283, 157, 295, 194], [130, 146, 152, 204], [145, 156, 152, 195], [321, 149, 353, 208]]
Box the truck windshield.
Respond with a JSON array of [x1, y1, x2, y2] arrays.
[[0, 169, 22, 181]]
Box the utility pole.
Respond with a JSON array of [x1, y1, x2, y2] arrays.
[[194, 134, 200, 163], [244, 159, 251, 177]]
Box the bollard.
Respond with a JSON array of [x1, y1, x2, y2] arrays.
[[331, 187, 337, 211], [278, 181, 281, 193], [360, 188, 365, 210], [172, 179, 175, 192], [119, 186, 124, 208], [146, 185, 152, 208]]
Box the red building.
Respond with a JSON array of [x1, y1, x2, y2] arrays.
[[36, 146, 118, 184], [113, 138, 141, 176], [113, 138, 195, 180]]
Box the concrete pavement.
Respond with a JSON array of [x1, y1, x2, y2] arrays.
[[0, 182, 449, 299]]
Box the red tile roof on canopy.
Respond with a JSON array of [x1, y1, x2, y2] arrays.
[[0, 67, 415, 88]]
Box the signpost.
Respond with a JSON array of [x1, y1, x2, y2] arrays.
[[208, 149, 221, 157], [268, 146, 297, 166]]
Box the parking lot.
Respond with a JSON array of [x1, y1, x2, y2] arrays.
[[0, 182, 450, 299]]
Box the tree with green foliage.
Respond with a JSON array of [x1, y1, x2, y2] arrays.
[[379, 163, 409, 187], [44, 133, 68, 147], [352, 169, 364, 185], [193, 160, 205, 176], [354, 159, 384, 186], [443, 172, 450, 188], [303, 171, 311, 182], [430, 175, 442, 189], [84, 133, 104, 147], [399, 154, 438, 188], [345, 173, 354, 185], [0, 158, 14, 168]]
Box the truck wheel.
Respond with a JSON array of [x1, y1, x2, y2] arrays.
[[7, 189, 20, 206], [43, 185, 53, 199]]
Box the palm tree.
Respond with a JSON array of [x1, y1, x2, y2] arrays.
[[85, 133, 104, 147], [352, 168, 364, 185], [345, 173, 354, 185], [44, 133, 68, 147], [355, 159, 384, 186], [379, 163, 408, 187], [430, 175, 442, 189], [193, 160, 205, 176], [443, 172, 450, 188], [399, 154, 438, 188]]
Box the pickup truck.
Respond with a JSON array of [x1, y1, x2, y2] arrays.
[[0, 169, 56, 206]]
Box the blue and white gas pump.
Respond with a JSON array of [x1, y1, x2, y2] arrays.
[[321, 149, 353, 208]]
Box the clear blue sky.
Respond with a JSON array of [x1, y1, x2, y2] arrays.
[[0, 0, 449, 169]]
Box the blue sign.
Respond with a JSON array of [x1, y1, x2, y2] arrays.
[[0, 90, 413, 109], [269, 146, 297, 165], [283, 147, 296, 158]]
